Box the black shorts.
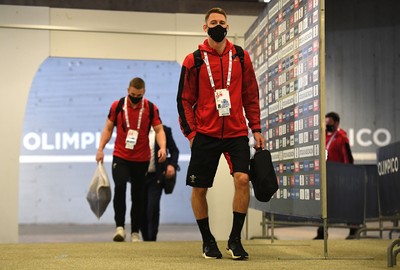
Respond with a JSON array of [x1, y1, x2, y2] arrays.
[[186, 133, 250, 188]]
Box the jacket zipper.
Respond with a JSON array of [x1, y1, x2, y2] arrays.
[[219, 55, 225, 139]]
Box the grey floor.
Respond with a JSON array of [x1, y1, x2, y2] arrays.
[[19, 224, 202, 243], [18, 221, 399, 243]]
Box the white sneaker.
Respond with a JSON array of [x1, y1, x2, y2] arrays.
[[131, 232, 142, 242], [113, 226, 125, 242]]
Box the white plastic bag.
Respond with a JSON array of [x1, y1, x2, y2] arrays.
[[86, 162, 112, 219]]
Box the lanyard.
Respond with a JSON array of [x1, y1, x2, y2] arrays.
[[123, 96, 144, 130], [326, 131, 338, 151], [203, 49, 233, 90]]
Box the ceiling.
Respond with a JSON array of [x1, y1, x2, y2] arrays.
[[0, 0, 267, 16]]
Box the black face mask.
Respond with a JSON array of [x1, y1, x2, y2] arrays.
[[207, 25, 227, 43], [129, 95, 142, 104], [326, 124, 334, 132]]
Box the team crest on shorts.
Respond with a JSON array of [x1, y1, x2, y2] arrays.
[[189, 175, 197, 184]]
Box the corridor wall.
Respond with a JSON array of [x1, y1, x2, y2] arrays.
[[0, 4, 256, 243]]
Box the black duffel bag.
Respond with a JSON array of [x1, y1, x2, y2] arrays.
[[163, 173, 177, 195], [249, 149, 279, 202]]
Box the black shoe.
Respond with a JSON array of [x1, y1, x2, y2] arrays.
[[346, 228, 358, 239], [313, 235, 324, 240], [314, 227, 325, 240], [202, 239, 222, 259], [226, 237, 248, 260], [346, 231, 358, 240]]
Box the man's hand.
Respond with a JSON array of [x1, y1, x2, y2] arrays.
[[165, 164, 176, 179], [158, 148, 167, 163], [96, 150, 104, 163], [253, 132, 265, 150]]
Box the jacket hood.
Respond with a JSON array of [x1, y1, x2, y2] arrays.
[[198, 39, 234, 55]]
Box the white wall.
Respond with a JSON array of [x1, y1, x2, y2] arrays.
[[0, 5, 260, 243], [0, 5, 50, 244], [48, 8, 254, 62]]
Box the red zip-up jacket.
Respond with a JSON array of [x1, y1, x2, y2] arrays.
[[177, 39, 261, 140], [326, 129, 353, 164]]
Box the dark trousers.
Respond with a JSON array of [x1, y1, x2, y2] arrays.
[[111, 156, 149, 233], [141, 172, 163, 241]]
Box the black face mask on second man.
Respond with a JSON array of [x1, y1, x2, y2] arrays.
[[207, 25, 227, 43], [129, 95, 142, 104], [326, 124, 335, 132]]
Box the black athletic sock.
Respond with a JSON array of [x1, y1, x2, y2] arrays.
[[229, 211, 246, 241], [196, 217, 214, 243]]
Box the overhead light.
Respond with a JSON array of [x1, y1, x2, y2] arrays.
[[259, 0, 271, 3]]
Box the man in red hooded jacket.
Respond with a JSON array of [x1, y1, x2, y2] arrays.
[[177, 7, 264, 260], [315, 111, 355, 239], [325, 112, 353, 164]]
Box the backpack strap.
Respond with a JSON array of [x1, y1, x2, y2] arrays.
[[233, 45, 245, 90], [233, 45, 245, 70], [147, 100, 154, 133], [113, 97, 125, 127], [193, 49, 204, 71], [192, 49, 203, 94]]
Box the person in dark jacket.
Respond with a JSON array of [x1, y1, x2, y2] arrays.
[[141, 125, 179, 241], [177, 7, 264, 260]]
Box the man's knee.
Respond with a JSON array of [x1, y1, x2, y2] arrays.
[[192, 187, 208, 198], [234, 172, 249, 187]]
